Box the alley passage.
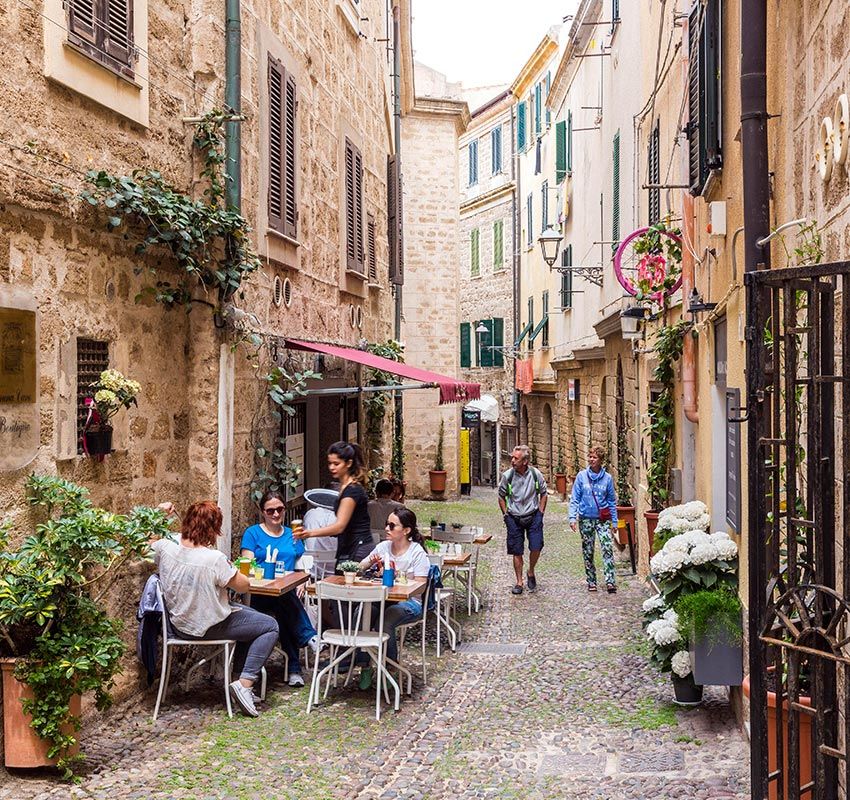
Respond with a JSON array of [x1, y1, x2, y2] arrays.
[[0, 492, 749, 800]]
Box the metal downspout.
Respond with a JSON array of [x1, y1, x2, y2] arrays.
[[741, 0, 771, 797], [682, 192, 698, 423], [511, 104, 521, 417], [225, 0, 241, 210], [392, 3, 404, 476]]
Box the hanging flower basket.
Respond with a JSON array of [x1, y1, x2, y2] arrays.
[[613, 222, 683, 302], [82, 424, 113, 457]]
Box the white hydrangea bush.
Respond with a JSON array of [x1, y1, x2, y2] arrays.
[[671, 650, 692, 678], [655, 501, 711, 537], [650, 530, 738, 580]]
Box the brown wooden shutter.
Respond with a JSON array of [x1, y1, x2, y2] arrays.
[[387, 154, 398, 282], [396, 165, 404, 285], [283, 71, 298, 239], [103, 0, 133, 66], [354, 146, 364, 271], [67, 0, 98, 45], [267, 56, 284, 234], [345, 139, 364, 272], [367, 213, 377, 282]]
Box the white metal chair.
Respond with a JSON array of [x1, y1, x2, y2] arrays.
[[301, 548, 337, 580], [153, 579, 236, 720], [427, 554, 461, 656], [306, 582, 401, 720], [396, 574, 434, 684], [432, 528, 481, 614]]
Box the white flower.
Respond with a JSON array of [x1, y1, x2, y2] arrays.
[[662, 608, 679, 624], [680, 500, 708, 519], [671, 650, 692, 677], [688, 541, 720, 565], [650, 548, 686, 575], [714, 539, 739, 561], [649, 621, 682, 646], [642, 594, 666, 613]]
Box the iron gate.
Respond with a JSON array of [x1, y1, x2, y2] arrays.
[[746, 261, 850, 799]]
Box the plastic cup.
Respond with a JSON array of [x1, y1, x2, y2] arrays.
[[238, 558, 251, 576], [253, 565, 264, 580]]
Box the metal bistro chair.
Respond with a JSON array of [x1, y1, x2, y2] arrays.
[[426, 553, 461, 657], [396, 571, 435, 684], [431, 528, 481, 614], [306, 582, 402, 720], [153, 578, 237, 720]]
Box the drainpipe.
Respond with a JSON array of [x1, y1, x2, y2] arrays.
[[681, 191, 698, 423], [741, 0, 770, 798], [511, 103, 521, 418], [225, 0, 241, 209], [392, 3, 404, 476]]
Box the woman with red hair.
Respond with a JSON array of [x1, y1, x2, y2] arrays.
[[151, 501, 278, 717]]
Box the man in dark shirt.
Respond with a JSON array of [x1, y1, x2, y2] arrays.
[[367, 479, 403, 543]]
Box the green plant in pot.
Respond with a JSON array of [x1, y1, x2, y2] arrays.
[[0, 475, 171, 776], [554, 441, 567, 498], [428, 419, 447, 495], [82, 369, 141, 458], [615, 425, 635, 546], [338, 560, 361, 585]]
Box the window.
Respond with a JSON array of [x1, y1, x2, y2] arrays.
[[268, 55, 298, 239], [541, 180, 549, 233], [476, 319, 493, 367], [560, 244, 573, 309], [500, 425, 517, 459], [491, 126, 502, 174], [544, 72, 551, 127], [344, 138, 364, 273], [460, 322, 471, 368], [517, 101, 528, 151], [648, 121, 660, 225], [67, 0, 135, 77], [526, 194, 533, 246], [541, 291, 549, 347], [567, 110, 573, 173], [612, 0, 621, 23], [493, 220, 504, 268], [367, 213, 377, 282], [612, 131, 620, 251], [387, 155, 403, 285], [555, 120, 567, 183], [534, 82, 542, 137], [468, 139, 479, 186], [688, 0, 722, 195], [76, 338, 109, 455], [470, 228, 480, 277]]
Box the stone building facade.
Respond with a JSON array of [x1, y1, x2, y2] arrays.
[[0, 0, 410, 710], [458, 90, 516, 485]]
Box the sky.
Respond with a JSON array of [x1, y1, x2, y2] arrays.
[[411, 1, 578, 90]]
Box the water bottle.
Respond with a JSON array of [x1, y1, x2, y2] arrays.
[[382, 553, 395, 587]]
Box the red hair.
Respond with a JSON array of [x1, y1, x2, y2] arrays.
[[181, 501, 223, 547]]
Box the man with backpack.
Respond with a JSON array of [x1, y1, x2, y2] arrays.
[[498, 445, 547, 595]]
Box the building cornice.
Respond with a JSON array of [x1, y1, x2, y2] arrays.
[[510, 30, 560, 99], [593, 306, 624, 340], [409, 96, 470, 134], [460, 182, 515, 215], [547, 0, 602, 115]]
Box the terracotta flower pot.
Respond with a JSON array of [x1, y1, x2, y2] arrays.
[[1, 659, 81, 768], [428, 470, 447, 494], [616, 505, 636, 546], [555, 473, 567, 497], [743, 673, 812, 800], [644, 510, 660, 555]]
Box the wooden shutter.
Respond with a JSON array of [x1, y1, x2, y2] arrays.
[[541, 291, 549, 347], [555, 120, 567, 183], [517, 101, 527, 151], [560, 244, 573, 308], [283, 72, 298, 238], [544, 72, 551, 126], [473, 320, 480, 365], [541, 180, 549, 232], [703, 0, 722, 172], [648, 121, 660, 224], [103, 0, 133, 66], [387, 155, 404, 285], [367, 213, 377, 282], [492, 318, 504, 367], [493, 220, 503, 267], [68, 0, 97, 44], [534, 82, 542, 136], [470, 228, 480, 277], [526, 194, 533, 243], [345, 139, 364, 272], [480, 319, 494, 367], [491, 126, 502, 174], [687, 1, 703, 194], [267, 56, 284, 234], [535, 139, 542, 175], [460, 323, 471, 368], [567, 111, 573, 173], [468, 140, 478, 185], [612, 0, 620, 22], [612, 131, 620, 251]]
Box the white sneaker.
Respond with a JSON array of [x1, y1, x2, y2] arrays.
[[306, 635, 324, 655], [229, 680, 259, 717], [288, 673, 305, 687]]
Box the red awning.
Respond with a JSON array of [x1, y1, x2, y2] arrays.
[[285, 339, 481, 405]]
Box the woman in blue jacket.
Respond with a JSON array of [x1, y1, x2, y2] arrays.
[[568, 446, 618, 593]]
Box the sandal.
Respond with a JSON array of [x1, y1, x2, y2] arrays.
[[587, 584, 597, 593]]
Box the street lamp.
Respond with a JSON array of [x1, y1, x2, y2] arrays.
[[538, 225, 563, 267], [620, 306, 647, 340]]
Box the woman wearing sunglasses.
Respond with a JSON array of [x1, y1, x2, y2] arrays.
[[240, 489, 320, 688]]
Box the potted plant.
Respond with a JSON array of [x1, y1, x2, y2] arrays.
[[428, 419, 447, 495], [645, 607, 703, 706], [338, 561, 360, 585], [81, 369, 141, 458], [554, 443, 567, 498], [0, 475, 170, 776], [676, 587, 743, 686], [614, 426, 634, 546]]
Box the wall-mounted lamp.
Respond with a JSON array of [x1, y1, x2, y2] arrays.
[[538, 225, 563, 267], [620, 306, 647, 340], [687, 287, 717, 317]]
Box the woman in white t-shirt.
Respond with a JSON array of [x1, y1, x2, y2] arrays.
[[357, 507, 430, 676]]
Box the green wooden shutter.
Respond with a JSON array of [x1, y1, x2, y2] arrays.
[[468, 139, 478, 186], [560, 244, 573, 308], [567, 110, 573, 173], [470, 228, 480, 276], [541, 180, 549, 232], [491, 126, 502, 173], [541, 291, 549, 346], [544, 72, 551, 126], [474, 320, 480, 365], [493, 318, 504, 366], [534, 82, 542, 136], [526, 194, 533, 244], [555, 120, 567, 183], [460, 322, 471, 368], [517, 102, 527, 151], [612, 131, 620, 252], [527, 297, 534, 349], [648, 122, 660, 225], [480, 319, 494, 367], [493, 220, 503, 268]]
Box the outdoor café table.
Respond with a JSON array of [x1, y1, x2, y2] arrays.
[[307, 575, 426, 609], [443, 551, 472, 567], [473, 532, 493, 545], [245, 570, 310, 600]]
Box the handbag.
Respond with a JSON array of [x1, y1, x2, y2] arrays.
[[589, 471, 612, 522]]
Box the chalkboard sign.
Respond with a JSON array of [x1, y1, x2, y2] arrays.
[[726, 388, 741, 531], [462, 408, 480, 428]]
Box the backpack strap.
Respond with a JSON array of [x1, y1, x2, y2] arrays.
[[505, 468, 516, 498]]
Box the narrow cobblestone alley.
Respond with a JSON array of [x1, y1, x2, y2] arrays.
[[0, 492, 749, 800]]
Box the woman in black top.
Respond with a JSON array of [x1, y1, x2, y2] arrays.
[[294, 441, 373, 563]]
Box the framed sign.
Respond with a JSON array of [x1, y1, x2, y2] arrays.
[[568, 378, 580, 402]]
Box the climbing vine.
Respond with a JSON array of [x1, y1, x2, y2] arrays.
[[79, 111, 259, 309], [363, 340, 404, 472]]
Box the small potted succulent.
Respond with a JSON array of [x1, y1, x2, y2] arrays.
[[82, 368, 141, 458], [338, 560, 360, 585]]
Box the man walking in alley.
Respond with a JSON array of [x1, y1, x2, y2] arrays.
[[498, 445, 547, 595], [569, 446, 618, 593]]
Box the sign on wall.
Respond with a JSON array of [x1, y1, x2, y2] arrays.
[[0, 288, 39, 471], [568, 378, 580, 402], [459, 428, 470, 485]]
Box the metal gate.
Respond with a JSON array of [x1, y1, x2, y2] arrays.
[[746, 261, 850, 799]]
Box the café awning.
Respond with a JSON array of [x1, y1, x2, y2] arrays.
[[285, 339, 481, 405]]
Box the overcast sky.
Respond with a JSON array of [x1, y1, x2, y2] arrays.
[[411, 1, 577, 89]]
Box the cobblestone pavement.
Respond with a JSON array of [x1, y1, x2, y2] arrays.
[[0, 491, 750, 799]]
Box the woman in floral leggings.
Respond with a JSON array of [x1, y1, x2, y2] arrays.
[[568, 446, 619, 593]]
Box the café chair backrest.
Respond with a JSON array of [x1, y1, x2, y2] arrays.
[[317, 582, 388, 644], [431, 528, 476, 545]]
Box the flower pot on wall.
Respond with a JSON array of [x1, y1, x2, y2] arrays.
[[616, 506, 635, 546], [644, 510, 660, 555], [555, 473, 567, 497], [743, 674, 812, 800], [690, 617, 743, 686], [1, 660, 81, 768], [428, 470, 447, 494], [671, 673, 703, 706], [82, 424, 113, 457]]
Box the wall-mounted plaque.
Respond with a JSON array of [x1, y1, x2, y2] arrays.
[[0, 287, 39, 470]]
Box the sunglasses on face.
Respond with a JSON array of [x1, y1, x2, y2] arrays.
[[385, 522, 402, 530], [264, 506, 285, 515]]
